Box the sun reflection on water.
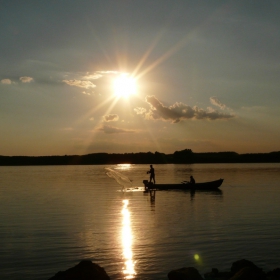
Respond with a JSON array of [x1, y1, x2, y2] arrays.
[[116, 164, 132, 170], [121, 199, 136, 279]]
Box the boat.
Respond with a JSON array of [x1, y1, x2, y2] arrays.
[[143, 178, 223, 191]]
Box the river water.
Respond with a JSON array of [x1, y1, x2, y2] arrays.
[[0, 163, 280, 279]]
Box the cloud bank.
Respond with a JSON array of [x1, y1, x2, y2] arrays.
[[140, 95, 234, 123], [99, 125, 135, 134]]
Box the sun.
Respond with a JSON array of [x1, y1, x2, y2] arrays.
[[113, 74, 137, 98]]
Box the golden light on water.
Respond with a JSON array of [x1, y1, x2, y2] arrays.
[[116, 164, 132, 170], [121, 200, 136, 279]]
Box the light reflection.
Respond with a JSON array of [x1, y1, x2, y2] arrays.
[[116, 164, 132, 170], [121, 199, 136, 279]]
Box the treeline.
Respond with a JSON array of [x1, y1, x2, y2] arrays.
[[1, 149, 280, 166]]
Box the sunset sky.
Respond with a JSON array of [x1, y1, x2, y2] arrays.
[[1, 0, 279, 156]]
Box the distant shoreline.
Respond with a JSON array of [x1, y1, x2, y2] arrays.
[[1, 149, 280, 166]]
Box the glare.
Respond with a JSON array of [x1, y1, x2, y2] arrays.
[[121, 200, 136, 279], [113, 74, 137, 98], [116, 164, 132, 170], [194, 254, 200, 261]]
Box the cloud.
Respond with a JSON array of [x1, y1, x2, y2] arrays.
[[1, 79, 12, 84], [103, 114, 119, 122], [82, 91, 91, 95], [134, 107, 147, 115], [63, 79, 96, 89], [210, 96, 230, 110], [83, 70, 119, 80], [63, 70, 122, 92], [144, 95, 234, 123], [20, 76, 33, 83], [98, 70, 119, 75], [83, 73, 103, 80], [99, 125, 135, 134]]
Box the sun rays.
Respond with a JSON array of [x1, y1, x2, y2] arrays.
[[113, 74, 137, 99], [69, 24, 195, 156]]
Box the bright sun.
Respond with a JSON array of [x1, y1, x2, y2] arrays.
[[113, 74, 137, 98]]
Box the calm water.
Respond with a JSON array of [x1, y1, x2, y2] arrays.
[[0, 163, 280, 279]]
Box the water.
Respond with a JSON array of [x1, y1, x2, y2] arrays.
[[0, 163, 280, 279]]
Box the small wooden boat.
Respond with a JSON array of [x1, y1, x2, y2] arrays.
[[143, 178, 223, 191]]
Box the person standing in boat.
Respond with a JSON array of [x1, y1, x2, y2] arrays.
[[147, 165, 156, 184], [190, 175, 195, 184]]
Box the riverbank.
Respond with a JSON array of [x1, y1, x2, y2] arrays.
[[1, 150, 280, 165]]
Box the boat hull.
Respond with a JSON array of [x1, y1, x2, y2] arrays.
[[143, 179, 223, 191]]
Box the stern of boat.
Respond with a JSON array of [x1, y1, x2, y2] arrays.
[[143, 180, 154, 191]]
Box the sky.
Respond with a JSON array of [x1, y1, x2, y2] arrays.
[[1, 0, 280, 156]]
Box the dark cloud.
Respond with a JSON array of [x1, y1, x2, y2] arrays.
[[103, 114, 119, 122], [144, 95, 234, 123], [99, 125, 135, 134]]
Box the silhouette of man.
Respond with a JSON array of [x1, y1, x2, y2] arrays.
[[190, 175, 195, 184], [147, 165, 155, 184]]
